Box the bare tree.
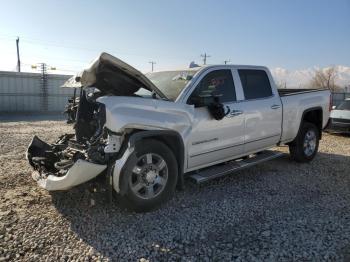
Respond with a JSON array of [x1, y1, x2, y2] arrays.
[[309, 67, 340, 92]]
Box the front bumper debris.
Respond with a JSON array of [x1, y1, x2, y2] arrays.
[[32, 159, 107, 191], [27, 136, 107, 191]]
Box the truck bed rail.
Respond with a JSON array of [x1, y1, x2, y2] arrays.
[[278, 88, 327, 97]]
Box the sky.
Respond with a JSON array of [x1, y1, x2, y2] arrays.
[[0, 0, 349, 74]]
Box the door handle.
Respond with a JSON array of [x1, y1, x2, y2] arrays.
[[271, 105, 281, 109], [228, 109, 243, 117]]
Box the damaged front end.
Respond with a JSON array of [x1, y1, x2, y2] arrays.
[[27, 52, 164, 191], [27, 135, 107, 191], [27, 91, 116, 191]]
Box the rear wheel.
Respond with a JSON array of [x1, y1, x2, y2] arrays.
[[289, 122, 320, 163], [118, 139, 178, 212]]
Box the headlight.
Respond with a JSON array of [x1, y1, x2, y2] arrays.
[[104, 133, 122, 153]]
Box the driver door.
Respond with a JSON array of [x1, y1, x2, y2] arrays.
[[186, 69, 245, 170]]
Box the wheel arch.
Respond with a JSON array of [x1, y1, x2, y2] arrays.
[[301, 107, 323, 139], [127, 130, 185, 190], [290, 107, 323, 143]]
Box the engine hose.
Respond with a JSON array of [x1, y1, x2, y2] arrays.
[[54, 160, 74, 170]]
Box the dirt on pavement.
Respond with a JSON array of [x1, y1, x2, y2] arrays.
[[1, 119, 350, 261]]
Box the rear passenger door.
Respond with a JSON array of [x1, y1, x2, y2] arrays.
[[237, 69, 282, 153]]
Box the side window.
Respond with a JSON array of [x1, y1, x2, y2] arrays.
[[188, 69, 236, 104], [238, 69, 273, 100]]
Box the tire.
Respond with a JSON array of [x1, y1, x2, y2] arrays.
[[117, 139, 178, 212], [289, 122, 320, 163]]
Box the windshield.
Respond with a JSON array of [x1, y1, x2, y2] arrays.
[[145, 70, 199, 100], [337, 100, 350, 110]]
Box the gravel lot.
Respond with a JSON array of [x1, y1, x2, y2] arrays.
[[1, 118, 350, 261]]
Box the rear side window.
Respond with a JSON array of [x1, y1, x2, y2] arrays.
[[189, 69, 236, 103], [238, 69, 273, 100]]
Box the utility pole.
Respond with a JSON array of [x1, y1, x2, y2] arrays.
[[40, 63, 48, 111], [224, 59, 231, 65], [16, 37, 21, 72], [200, 53, 211, 65], [32, 63, 56, 111], [149, 61, 156, 72]]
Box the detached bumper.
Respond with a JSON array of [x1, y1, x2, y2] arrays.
[[32, 159, 107, 191], [27, 136, 107, 191]]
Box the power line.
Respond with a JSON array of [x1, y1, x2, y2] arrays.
[[0, 34, 207, 66], [200, 53, 211, 65], [1, 34, 231, 72], [149, 61, 156, 72], [21, 38, 191, 61], [0, 34, 148, 59], [22, 59, 87, 73], [0, 34, 191, 61]]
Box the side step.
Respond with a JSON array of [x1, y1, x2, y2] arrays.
[[189, 150, 284, 184]]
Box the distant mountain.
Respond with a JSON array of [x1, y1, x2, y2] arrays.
[[271, 65, 350, 88]]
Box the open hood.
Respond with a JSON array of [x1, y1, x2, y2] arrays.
[[61, 52, 167, 99]]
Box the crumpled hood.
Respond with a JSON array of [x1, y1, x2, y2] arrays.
[[61, 52, 166, 99]]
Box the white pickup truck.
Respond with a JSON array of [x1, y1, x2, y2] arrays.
[[27, 53, 331, 211]]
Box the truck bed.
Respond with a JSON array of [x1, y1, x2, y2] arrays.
[[279, 88, 330, 144], [278, 88, 326, 96]]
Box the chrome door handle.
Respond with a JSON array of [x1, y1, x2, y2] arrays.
[[271, 105, 281, 109], [229, 110, 243, 117]]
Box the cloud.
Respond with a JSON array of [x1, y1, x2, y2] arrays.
[[271, 65, 350, 88]]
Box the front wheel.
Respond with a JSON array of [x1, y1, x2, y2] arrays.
[[289, 122, 320, 163], [118, 139, 178, 212]]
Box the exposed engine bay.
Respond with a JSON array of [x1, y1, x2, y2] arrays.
[[63, 89, 79, 124], [26, 53, 157, 190], [27, 89, 122, 190]]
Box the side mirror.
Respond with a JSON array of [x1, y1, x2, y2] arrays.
[[188, 95, 209, 107], [189, 92, 223, 107]]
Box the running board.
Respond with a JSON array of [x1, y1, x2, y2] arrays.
[[189, 150, 284, 184]]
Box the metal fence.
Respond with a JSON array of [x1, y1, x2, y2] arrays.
[[332, 92, 350, 107], [0, 71, 74, 113]]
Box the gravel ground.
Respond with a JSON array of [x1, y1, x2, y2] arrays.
[[1, 119, 350, 261]]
